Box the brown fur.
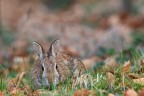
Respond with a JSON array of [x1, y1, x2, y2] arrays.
[[30, 40, 86, 89], [55, 52, 86, 82]]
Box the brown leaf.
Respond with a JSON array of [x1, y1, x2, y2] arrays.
[[123, 89, 138, 96], [9, 88, 18, 96], [9, 85, 33, 96], [133, 78, 144, 85], [33, 90, 40, 96], [122, 60, 131, 74], [0, 91, 5, 96], [7, 72, 26, 91], [17, 72, 25, 86], [102, 55, 119, 72], [9, 87, 24, 96], [107, 72, 114, 86], [108, 93, 115, 96], [22, 85, 33, 96], [73, 89, 95, 96], [7, 79, 18, 92], [139, 88, 144, 96], [82, 56, 101, 70], [127, 73, 140, 79]]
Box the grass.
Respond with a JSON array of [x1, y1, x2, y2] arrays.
[[0, 48, 144, 96], [0, 78, 6, 91]]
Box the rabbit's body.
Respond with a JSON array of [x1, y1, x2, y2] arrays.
[[54, 52, 85, 82], [30, 59, 45, 89], [30, 60, 42, 89], [30, 40, 86, 89]]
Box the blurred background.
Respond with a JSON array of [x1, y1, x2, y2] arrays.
[[0, 0, 144, 78]]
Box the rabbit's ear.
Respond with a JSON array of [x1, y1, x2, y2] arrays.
[[49, 40, 60, 57], [33, 42, 44, 59]]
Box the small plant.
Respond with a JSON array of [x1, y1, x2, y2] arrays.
[[0, 78, 6, 91]]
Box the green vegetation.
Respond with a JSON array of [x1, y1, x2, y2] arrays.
[[1, 48, 144, 95], [0, 25, 15, 45]]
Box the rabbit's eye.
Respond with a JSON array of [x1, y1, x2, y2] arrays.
[[56, 65, 58, 69], [41, 66, 44, 71]]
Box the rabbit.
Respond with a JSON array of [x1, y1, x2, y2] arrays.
[[30, 40, 86, 89]]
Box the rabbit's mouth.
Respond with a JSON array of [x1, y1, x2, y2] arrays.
[[42, 76, 50, 88]]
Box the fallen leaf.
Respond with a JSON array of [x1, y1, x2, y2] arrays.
[[139, 88, 144, 96], [73, 89, 95, 96], [33, 90, 40, 96], [9, 88, 18, 95], [7, 72, 26, 91], [7, 79, 18, 92], [107, 72, 114, 86], [108, 93, 115, 96], [83, 56, 101, 70], [127, 73, 139, 79], [126, 15, 144, 29], [133, 78, 144, 85], [123, 89, 138, 96], [17, 71, 25, 86], [10, 87, 25, 96], [9, 85, 33, 96], [122, 60, 131, 74], [102, 55, 119, 72], [0, 91, 5, 96], [23, 85, 32, 95]]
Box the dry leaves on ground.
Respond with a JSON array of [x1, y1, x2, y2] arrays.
[[107, 72, 114, 87], [82, 56, 101, 70], [122, 60, 131, 74], [6, 72, 34, 96], [123, 89, 138, 96], [133, 78, 144, 85], [139, 88, 144, 96], [7, 72, 26, 90], [108, 93, 115, 96], [127, 73, 140, 79], [73, 89, 96, 96], [102, 55, 119, 72], [0, 91, 5, 96]]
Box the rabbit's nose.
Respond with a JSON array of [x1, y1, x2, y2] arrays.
[[54, 78, 59, 85]]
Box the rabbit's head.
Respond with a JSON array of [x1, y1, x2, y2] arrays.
[[33, 40, 60, 87]]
